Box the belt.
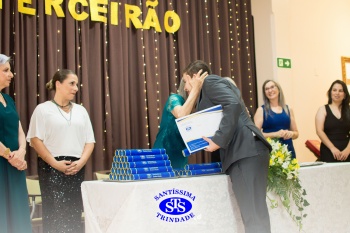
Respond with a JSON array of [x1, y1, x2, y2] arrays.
[[55, 156, 80, 161]]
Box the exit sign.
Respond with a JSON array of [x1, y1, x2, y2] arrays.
[[277, 58, 291, 68]]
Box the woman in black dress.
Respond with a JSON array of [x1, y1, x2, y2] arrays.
[[315, 80, 350, 162]]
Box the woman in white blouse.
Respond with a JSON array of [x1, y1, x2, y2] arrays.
[[27, 69, 95, 233]]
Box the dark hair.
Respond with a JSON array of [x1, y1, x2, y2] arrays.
[[46, 69, 76, 91], [327, 80, 350, 121], [182, 60, 212, 77]]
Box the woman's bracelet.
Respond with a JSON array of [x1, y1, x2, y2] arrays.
[[3, 148, 10, 159]]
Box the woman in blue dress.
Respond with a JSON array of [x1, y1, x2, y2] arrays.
[[0, 54, 32, 232], [254, 80, 299, 159], [153, 69, 209, 169]]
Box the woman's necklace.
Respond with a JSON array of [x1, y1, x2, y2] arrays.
[[52, 99, 71, 108], [51, 100, 73, 126]]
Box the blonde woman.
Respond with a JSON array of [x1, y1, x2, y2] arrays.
[[254, 80, 299, 158], [153, 69, 208, 169]]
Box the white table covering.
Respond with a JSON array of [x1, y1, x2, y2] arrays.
[[82, 162, 350, 233]]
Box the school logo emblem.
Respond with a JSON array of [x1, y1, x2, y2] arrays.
[[154, 188, 196, 222]]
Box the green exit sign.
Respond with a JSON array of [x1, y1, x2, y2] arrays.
[[277, 58, 291, 68]]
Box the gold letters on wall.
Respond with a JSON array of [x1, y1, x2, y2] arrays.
[[5, 0, 181, 33]]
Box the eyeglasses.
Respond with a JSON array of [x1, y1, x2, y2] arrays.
[[265, 85, 276, 92]]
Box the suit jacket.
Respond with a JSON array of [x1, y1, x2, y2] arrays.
[[197, 75, 272, 172]]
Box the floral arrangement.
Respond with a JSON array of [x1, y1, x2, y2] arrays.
[[266, 138, 309, 231]]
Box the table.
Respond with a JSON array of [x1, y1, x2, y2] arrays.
[[82, 162, 350, 233]]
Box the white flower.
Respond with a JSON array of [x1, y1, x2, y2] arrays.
[[267, 138, 308, 231]]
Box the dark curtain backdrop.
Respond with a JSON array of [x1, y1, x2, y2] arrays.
[[0, 0, 257, 180]]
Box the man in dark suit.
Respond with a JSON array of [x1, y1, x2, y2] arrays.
[[182, 60, 272, 233]]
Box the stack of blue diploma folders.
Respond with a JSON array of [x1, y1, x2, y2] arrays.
[[174, 162, 223, 176], [109, 149, 176, 181]]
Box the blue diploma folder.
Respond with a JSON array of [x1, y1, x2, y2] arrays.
[[113, 166, 173, 174], [186, 168, 222, 176], [115, 148, 166, 156], [131, 172, 175, 180], [185, 162, 222, 170], [109, 171, 175, 181], [113, 154, 169, 163], [124, 160, 171, 168]]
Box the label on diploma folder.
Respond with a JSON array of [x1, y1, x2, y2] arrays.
[[175, 105, 223, 154]]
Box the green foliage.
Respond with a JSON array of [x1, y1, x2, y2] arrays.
[[266, 138, 309, 231]]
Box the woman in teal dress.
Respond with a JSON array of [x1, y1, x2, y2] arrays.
[[0, 54, 32, 233], [153, 69, 208, 169]]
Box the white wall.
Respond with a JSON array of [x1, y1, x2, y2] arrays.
[[252, 0, 350, 162]]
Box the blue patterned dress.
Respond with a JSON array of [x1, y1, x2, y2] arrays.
[[262, 105, 296, 159], [153, 94, 188, 169]]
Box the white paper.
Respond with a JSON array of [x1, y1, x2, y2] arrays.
[[175, 105, 223, 154]]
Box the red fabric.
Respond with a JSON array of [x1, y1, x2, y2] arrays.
[[305, 140, 321, 157]]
